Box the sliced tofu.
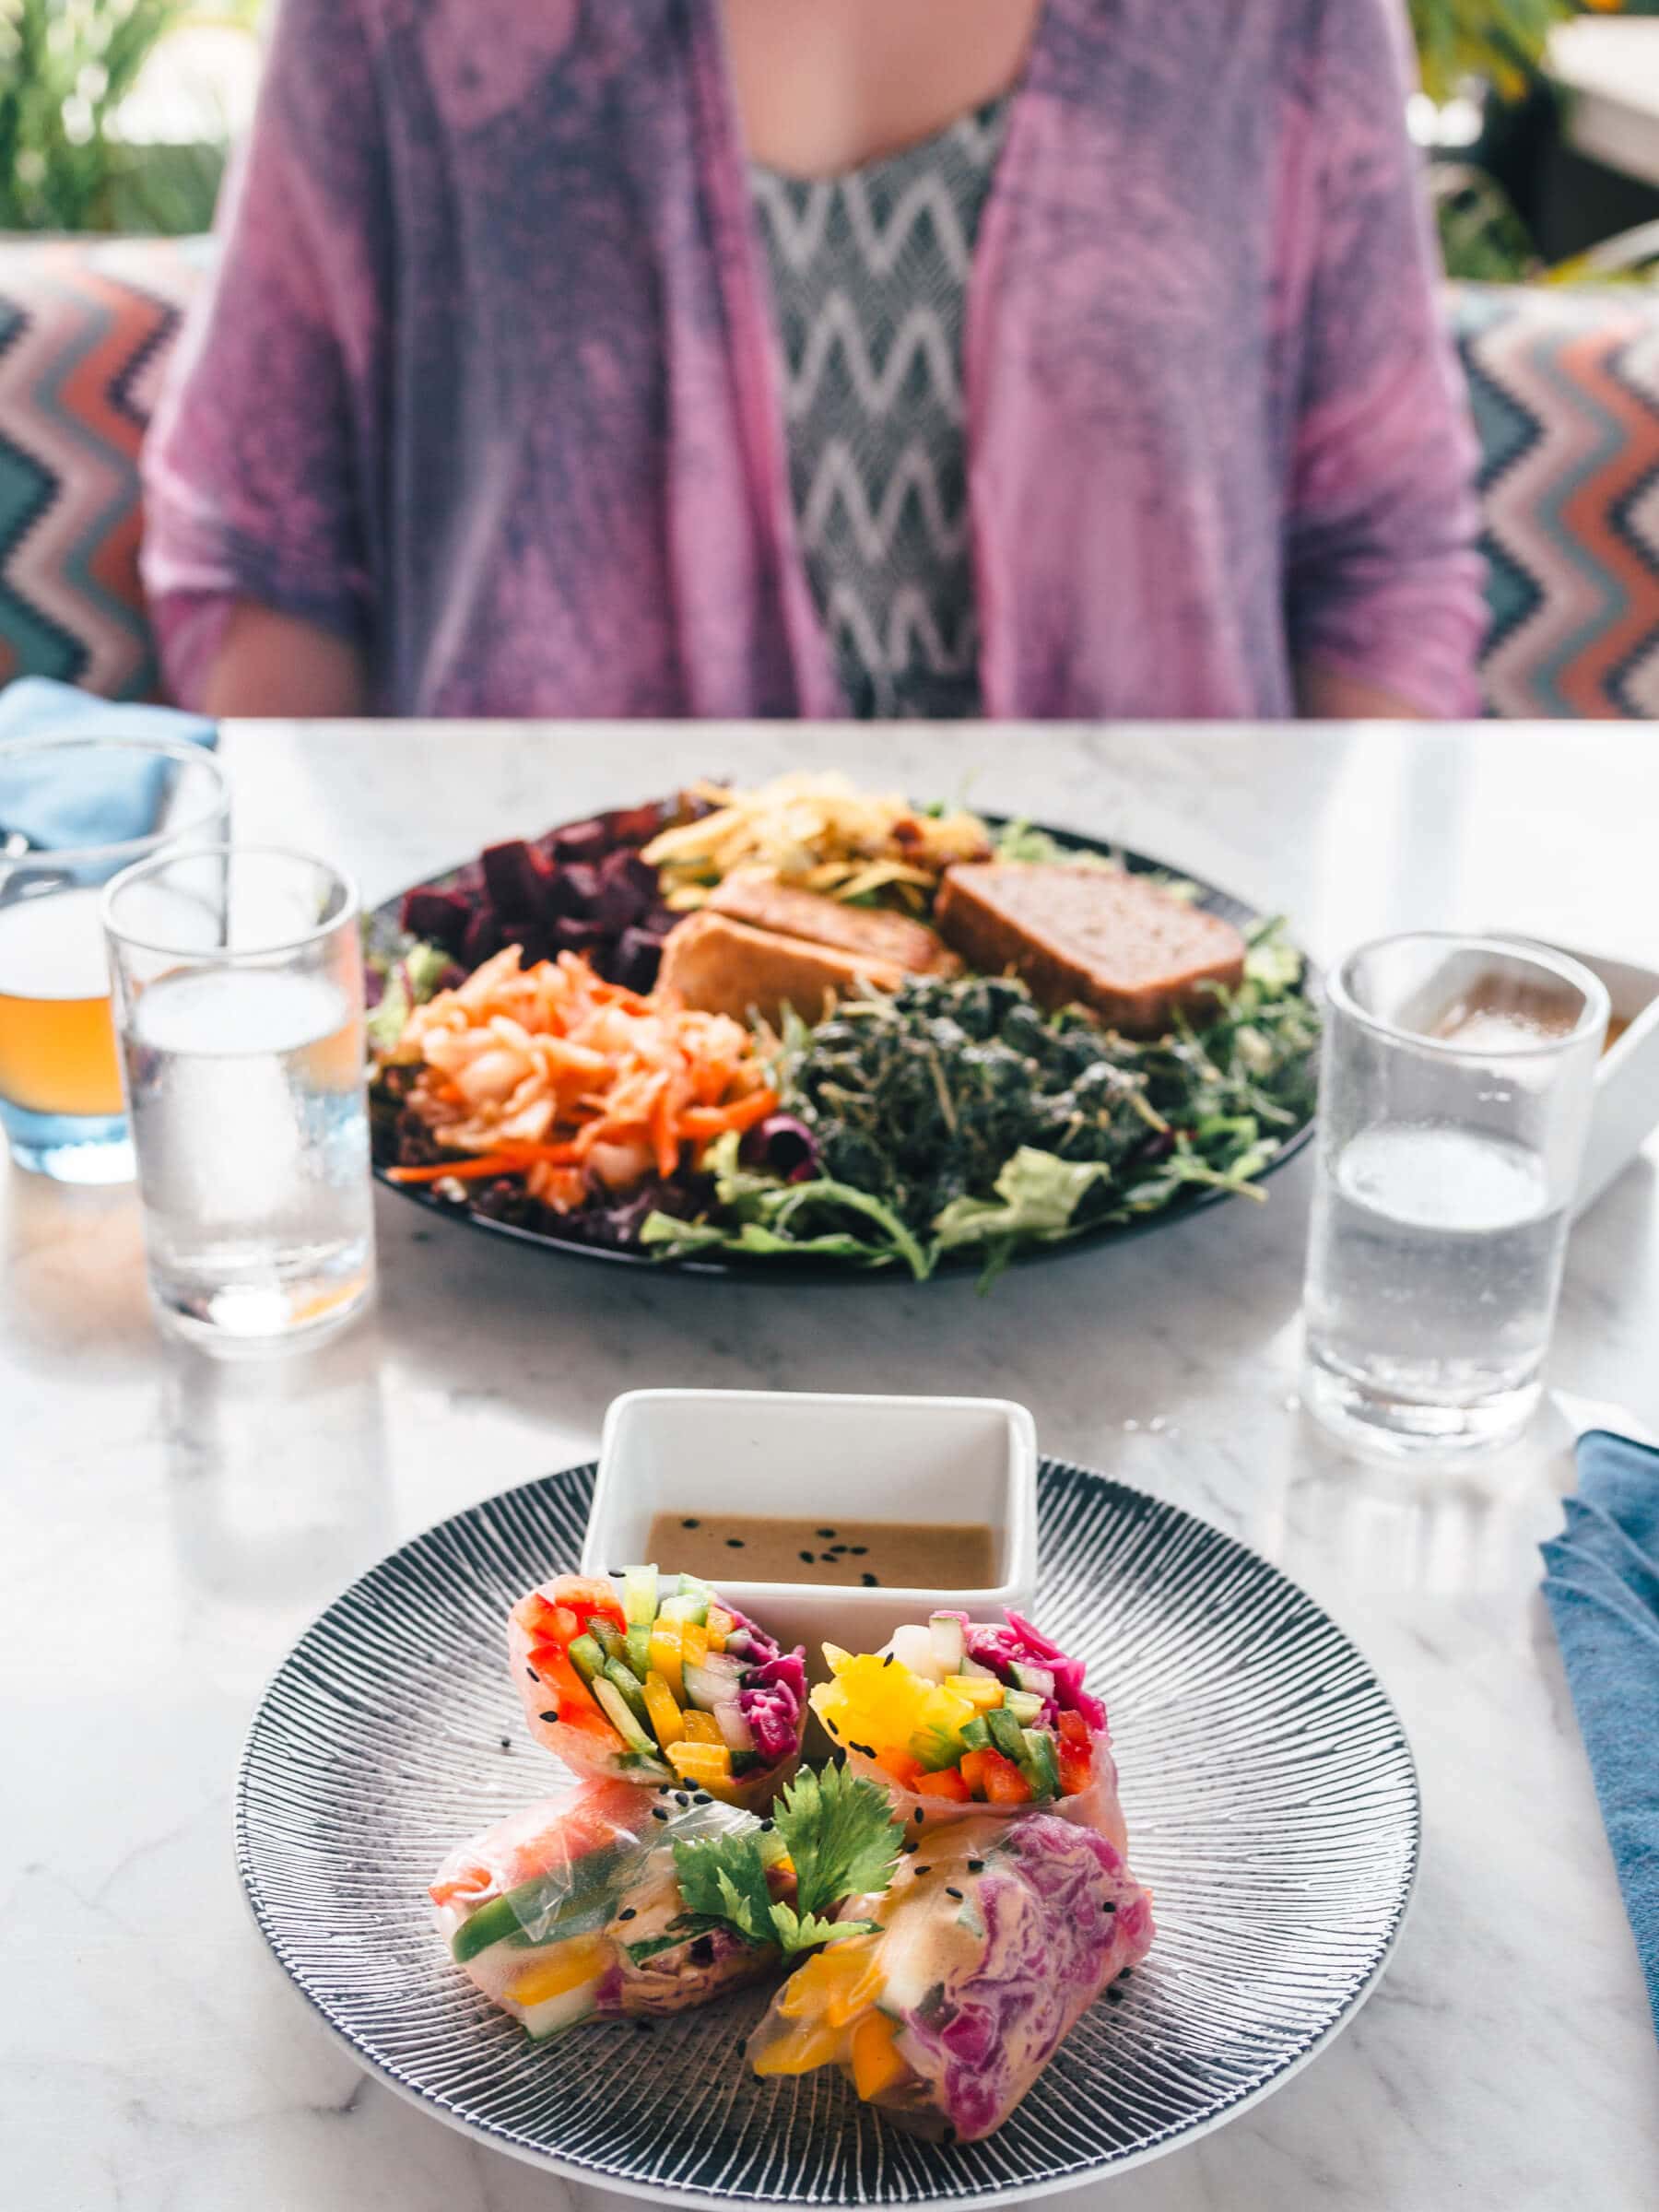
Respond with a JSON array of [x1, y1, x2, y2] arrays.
[[705, 869, 960, 978], [934, 863, 1246, 1035], [657, 911, 905, 1028]]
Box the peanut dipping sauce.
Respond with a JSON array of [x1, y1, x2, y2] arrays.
[[643, 1512, 997, 1590]]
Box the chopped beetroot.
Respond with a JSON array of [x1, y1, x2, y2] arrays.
[[610, 926, 663, 994], [400, 885, 472, 952], [460, 907, 500, 968], [549, 861, 600, 920], [480, 839, 550, 918], [604, 801, 667, 847], [547, 818, 609, 865], [594, 849, 655, 933], [550, 915, 601, 955]]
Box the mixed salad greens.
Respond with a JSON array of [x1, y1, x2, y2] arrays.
[[640, 922, 1317, 1281], [368, 794, 1319, 1284]]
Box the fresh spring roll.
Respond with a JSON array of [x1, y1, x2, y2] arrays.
[[748, 1812, 1155, 2141], [811, 1609, 1128, 1845], [429, 1779, 784, 2037], [509, 1569, 807, 1811]]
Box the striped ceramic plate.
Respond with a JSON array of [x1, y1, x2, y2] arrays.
[[236, 1461, 1418, 2205]]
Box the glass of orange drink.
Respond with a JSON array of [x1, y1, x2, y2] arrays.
[[0, 734, 229, 1182]]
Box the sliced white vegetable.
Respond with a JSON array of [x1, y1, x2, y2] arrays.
[[886, 1624, 942, 1680], [928, 1613, 967, 1675], [959, 1657, 995, 1680], [683, 1655, 746, 1711], [713, 1701, 755, 1753], [1009, 1663, 1055, 1698]]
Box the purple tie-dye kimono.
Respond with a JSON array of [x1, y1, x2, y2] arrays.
[[140, 0, 1486, 719]]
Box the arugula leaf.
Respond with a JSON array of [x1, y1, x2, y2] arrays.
[[772, 1763, 905, 1920]]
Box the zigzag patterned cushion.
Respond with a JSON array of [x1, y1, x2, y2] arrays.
[[1452, 281, 1659, 720], [0, 234, 213, 702]]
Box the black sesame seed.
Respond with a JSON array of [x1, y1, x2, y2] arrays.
[[967, 1859, 984, 1873], [759, 1818, 775, 1832], [682, 1518, 700, 1529], [914, 1866, 931, 1878], [726, 1538, 744, 1548], [882, 1653, 895, 1667], [538, 1710, 559, 1724], [914, 1809, 925, 1825], [851, 1743, 877, 1759], [816, 1528, 836, 1539], [944, 1887, 962, 1900], [525, 1666, 537, 1681], [850, 1547, 868, 1557], [861, 1573, 879, 1586], [618, 1908, 637, 1922], [1106, 1985, 1125, 2004], [675, 1792, 691, 1806], [651, 1807, 668, 1821], [500, 1736, 512, 1751], [799, 1550, 815, 1564], [830, 1545, 848, 1555], [1100, 1900, 1117, 1913], [693, 1791, 712, 1804], [900, 1841, 919, 1854]]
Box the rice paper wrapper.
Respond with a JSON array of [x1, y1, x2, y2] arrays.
[[508, 1578, 806, 1812], [748, 1812, 1154, 2141], [431, 1778, 775, 2030], [844, 1730, 1129, 1852]]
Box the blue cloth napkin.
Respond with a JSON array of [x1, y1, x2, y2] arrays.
[[0, 677, 216, 853], [1542, 1430, 1659, 2036]]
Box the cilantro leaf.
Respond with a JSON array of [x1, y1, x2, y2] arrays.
[[771, 1902, 877, 1953], [773, 1765, 904, 1920], [671, 1832, 775, 1947], [666, 1768, 904, 1961]]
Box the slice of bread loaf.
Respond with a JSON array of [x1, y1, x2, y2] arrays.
[[657, 910, 906, 1028], [705, 869, 959, 976], [934, 863, 1245, 1035]]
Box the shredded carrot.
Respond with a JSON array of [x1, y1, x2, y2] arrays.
[[680, 1087, 779, 1140], [385, 948, 772, 1208], [386, 1155, 527, 1185]]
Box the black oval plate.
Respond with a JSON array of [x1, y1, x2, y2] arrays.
[[367, 817, 1317, 1281]]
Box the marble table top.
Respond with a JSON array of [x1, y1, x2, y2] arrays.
[[6, 721, 1658, 2212]]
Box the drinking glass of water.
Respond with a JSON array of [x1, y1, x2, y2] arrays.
[[0, 735, 229, 1182], [1301, 933, 1608, 1458], [102, 844, 375, 1354]]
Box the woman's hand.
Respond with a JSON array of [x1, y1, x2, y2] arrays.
[[203, 603, 370, 718], [1295, 665, 1426, 723]]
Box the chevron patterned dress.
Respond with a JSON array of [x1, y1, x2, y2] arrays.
[[751, 100, 1009, 720]]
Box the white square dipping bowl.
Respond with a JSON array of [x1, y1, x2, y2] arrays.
[[581, 1388, 1038, 1679]]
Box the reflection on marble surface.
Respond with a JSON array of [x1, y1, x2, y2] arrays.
[[5, 723, 1659, 2212]]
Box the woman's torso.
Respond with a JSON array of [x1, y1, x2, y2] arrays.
[[148, 0, 1471, 720]]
